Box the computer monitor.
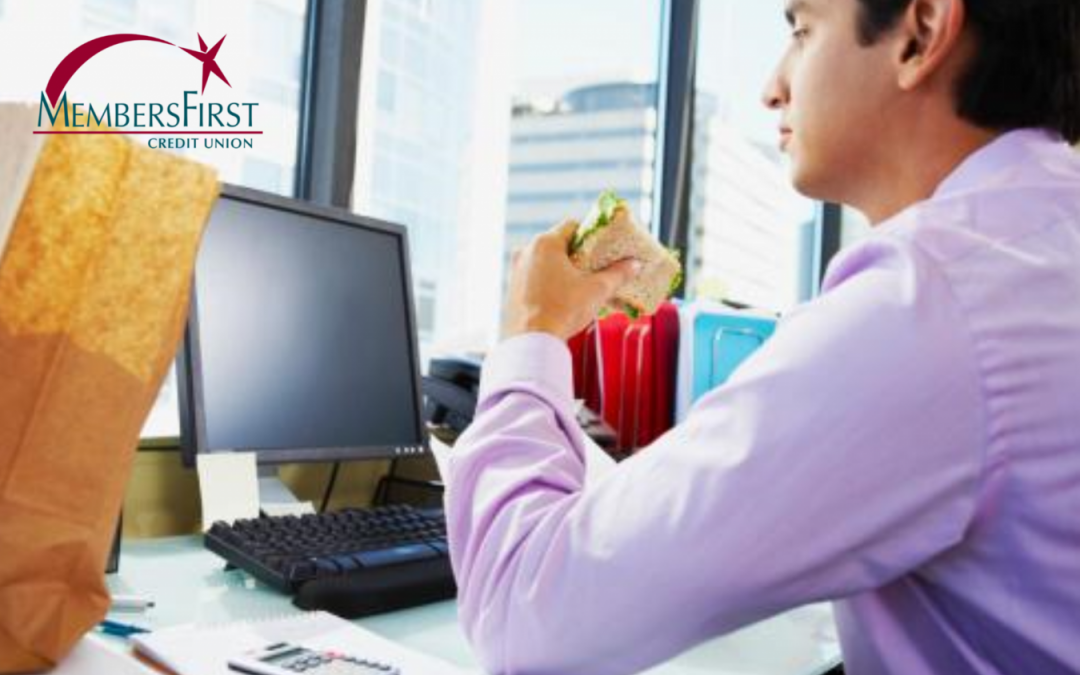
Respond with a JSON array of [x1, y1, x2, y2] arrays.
[[179, 186, 428, 481]]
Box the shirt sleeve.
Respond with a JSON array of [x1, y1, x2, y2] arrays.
[[444, 238, 987, 675]]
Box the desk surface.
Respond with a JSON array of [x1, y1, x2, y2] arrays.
[[103, 536, 841, 675]]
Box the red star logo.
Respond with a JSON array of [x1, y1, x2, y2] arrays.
[[180, 33, 231, 94]]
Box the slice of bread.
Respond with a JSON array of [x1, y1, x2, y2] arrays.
[[569, 199, 681, 317]]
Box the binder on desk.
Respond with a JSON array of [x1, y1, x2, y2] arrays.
[[568, 321, 602, 414], [614, 303, 679, 452], [594, 312, 631, 435], [574, 304, 679, 453], [675, 302, 777, 421], [616, 321, 648, 450], [130, 611, 469, 675]]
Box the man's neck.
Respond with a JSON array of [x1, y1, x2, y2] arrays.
[[856, 124, 1001, 226]]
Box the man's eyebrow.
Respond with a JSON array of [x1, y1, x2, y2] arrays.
[[784, 0, 810, 26]]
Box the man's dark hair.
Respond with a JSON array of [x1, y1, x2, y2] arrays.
[[854, 0, 1080, 144]]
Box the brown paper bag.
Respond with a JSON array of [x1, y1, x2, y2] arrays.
[[0, 104, 219, 672]]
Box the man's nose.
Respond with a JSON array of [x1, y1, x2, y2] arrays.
[[761, 62, 788, 110]]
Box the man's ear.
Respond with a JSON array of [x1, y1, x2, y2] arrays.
[[895, 0, 966, 91]]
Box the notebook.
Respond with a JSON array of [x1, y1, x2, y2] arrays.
[[53, 633, 160, 675], [130, 611, 472, 675]]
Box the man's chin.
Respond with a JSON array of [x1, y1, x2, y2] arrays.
[[788, 163, 818, 199], [788, 162, 835, 202]]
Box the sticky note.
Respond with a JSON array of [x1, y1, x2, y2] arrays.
[[196, 453, 259, 531]]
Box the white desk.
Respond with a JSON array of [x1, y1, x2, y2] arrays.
[[97, 536, 841, 675]]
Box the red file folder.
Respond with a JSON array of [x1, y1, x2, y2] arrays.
[[568, 303, 680, 453], [645, 302, 679, 448], [568, 321, 602, 414], [590, 304, 679, 453]]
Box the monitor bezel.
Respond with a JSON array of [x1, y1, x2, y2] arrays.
[[178, 184, 429, 467]]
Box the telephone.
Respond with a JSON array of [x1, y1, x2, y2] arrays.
[[422, 356, 482, 437], [422, 355, 621, 456]]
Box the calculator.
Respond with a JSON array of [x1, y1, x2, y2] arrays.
[[227, 641, 401, 675]]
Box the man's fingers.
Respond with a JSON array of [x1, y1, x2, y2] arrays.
[[592, 258, 643, 296], [553, 218, 579, 241], [537, 219, 579, 251]]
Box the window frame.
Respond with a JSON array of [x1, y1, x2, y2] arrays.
[[294, 0, 368, 209]]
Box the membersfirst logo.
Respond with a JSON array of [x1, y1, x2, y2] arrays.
[[36, 32, 261, 150]]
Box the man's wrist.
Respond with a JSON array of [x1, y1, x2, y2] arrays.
[[502, 314, 570, 341], [480, 332, 576, 404]]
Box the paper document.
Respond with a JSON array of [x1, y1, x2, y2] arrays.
[[52, 634, 159, 675], [196, 452, 260, 531], [429, 435, 452, 479], [131, 611, 472, 675], [261, 501, 317, 517]]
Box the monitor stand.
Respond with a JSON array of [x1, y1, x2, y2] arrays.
[[257, 466, 316, 515]]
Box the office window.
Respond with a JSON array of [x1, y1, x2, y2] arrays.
[[688, 0, 818, 312], [142, 1, 196, 44], [377, 69, 396, 112], [83, 0, 138, 29], [0, 0, 309, 439], [354, 0, 664, 358], [840, 207, 873, 251], [249, 0, 304, 111], [243, 156, 287, 195]]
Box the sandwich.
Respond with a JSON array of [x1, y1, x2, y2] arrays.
[[568, 189, 682, 318]]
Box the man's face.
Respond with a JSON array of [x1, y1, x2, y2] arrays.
[[763, 0, 901, 203]]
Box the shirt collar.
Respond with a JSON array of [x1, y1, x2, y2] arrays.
[[932, 127, 1068, 198]]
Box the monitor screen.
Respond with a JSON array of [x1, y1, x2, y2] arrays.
[[180, 186, 427, 465]]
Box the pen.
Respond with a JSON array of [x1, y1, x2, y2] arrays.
[[98, 619, 151, 637], [110, 594, 156, 611]]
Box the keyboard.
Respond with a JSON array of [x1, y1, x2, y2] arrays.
[[204, 504, 456, 618]]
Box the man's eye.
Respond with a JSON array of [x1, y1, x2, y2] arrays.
[[792, 27, 810, 42]]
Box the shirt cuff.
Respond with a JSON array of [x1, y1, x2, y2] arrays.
[[479, 332, 574, 405]]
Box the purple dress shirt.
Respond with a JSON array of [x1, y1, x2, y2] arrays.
[[445, 129, 1080, 675]]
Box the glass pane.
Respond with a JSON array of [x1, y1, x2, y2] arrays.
[[0, 0, 308, 439], [689, 0, 818, 312], [354, 0, 664, 357], [840, 206, 873, 250]]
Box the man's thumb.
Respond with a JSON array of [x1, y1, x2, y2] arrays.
[[594, 258, 643, 296]]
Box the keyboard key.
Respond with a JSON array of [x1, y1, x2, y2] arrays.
[[313, 557, 341, 576], [331, 555, 360, 572], [356, 543, 439, 568]]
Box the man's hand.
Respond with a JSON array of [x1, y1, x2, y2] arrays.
[[502, 220, 642, 341]]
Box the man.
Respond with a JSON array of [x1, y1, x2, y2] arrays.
[[445, 0, 1080, 673]]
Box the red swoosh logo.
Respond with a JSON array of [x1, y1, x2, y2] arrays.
[[45, 32, 232, 107], [45, 33, 175, 107]]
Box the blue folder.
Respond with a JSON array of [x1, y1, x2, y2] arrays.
[[676, 302, 777, 419]]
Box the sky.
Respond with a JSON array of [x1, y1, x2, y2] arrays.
[[511, 0, 791, 143]]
